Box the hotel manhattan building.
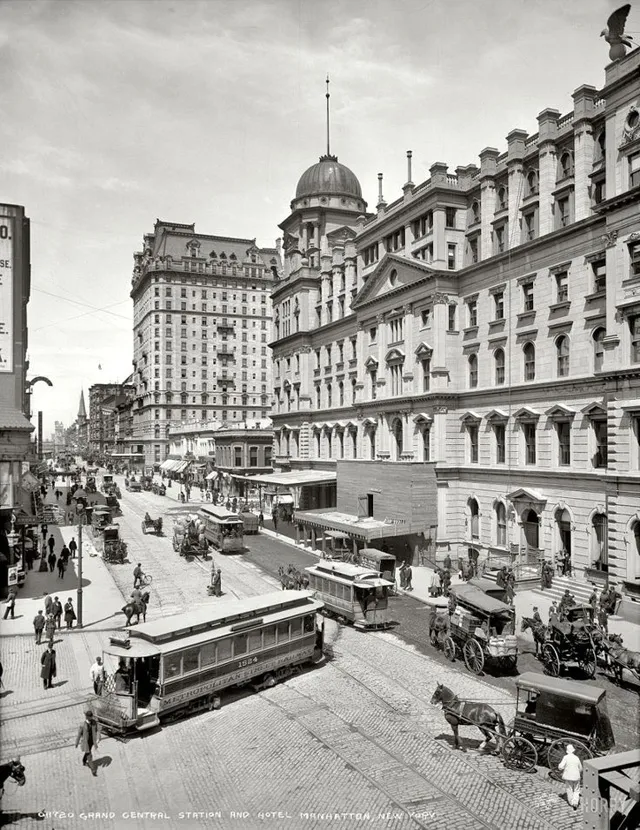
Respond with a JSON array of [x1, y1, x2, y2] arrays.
[[130, 221, 280, 466], [269, 48, 640, 603]]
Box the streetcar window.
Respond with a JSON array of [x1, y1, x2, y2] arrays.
[[247, 629, 262, 652], [329, 581, 337, 597], [201, 643, 216, 667], [277, 621, 289, 641], [234, 634, 248, 656], [303, 615, 314, 633], [290, 618, 302, 638], [263, 625, 276, 647], [217, 639, 232, 662], [182, 647, 200, 674], [165, 653, 182, 678]]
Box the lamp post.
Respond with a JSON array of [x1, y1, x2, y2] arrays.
[[77, 507, 85, 628]]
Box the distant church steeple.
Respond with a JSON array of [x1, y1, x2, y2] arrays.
[[78, 390, 87, 421]]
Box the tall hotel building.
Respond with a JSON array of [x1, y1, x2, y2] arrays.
[[270, 49, 640, 604], [130, 221, 280, 467]]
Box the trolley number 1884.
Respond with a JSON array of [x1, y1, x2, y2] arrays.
[[237, 656, 259, 669]]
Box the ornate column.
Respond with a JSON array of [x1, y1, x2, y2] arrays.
[[537, 109, 559, 237], [506, 129, 527, 249]]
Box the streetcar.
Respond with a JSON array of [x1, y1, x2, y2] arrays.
[[304, 560, 394, 630], [198, 504, 244, 553], [93, 590, 325, 734]]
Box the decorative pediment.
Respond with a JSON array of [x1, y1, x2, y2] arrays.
[[415, 341, 433, 357], [506, 487, 547, 512], [351, 253, 436, 311], [513, 406, 541, 420], [460, 410, 481, 423], [385, 348, 405, 364], [246, 243, 260, 255], [326, 226, 357, 244], [486, 409, 509, 422], [364, 356, 379, 370], [280, 423, 295, 431], [545, 403, 577, 420], [619, 398, 640, 414], [413, 412, 433, 424], [581, 400, 607, 417], [282, 233, 299, 252], [361, 416, 377, 427]]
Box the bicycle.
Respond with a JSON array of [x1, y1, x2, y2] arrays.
[[137, 573, 153, 587]]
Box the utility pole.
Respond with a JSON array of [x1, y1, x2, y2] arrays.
[[77, 515, 84, 627]]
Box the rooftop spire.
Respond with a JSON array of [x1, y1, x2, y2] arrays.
[[77, 389, 87, 421], [326, 75, 331, 157]]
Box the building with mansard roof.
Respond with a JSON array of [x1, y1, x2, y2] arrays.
[[129, 220, 280, 468], [269, 48, 640, 612]]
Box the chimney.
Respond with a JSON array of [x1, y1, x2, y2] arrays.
[[377, 173, 387, 213]]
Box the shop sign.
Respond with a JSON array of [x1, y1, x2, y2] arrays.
[[0, 216, 13, 373], [7, 566, 18, 587]]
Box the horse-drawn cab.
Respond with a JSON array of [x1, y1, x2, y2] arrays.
[[141, 513, 163, 536], [151, 482, 166, 496], [503, 671, 615, 773], [105, 494, 122, 517], [467, 576, 508, 604], [103, 525, 127, 564], [91, 507, 112, 532], [93, 635, 161, 734], [542, 605, 598, 678]]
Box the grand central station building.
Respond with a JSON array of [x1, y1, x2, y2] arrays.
[[269, 48, 640, 608]]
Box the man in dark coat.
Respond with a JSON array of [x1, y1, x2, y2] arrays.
[[53, 596, 63, 629], [496, 566, 508, 589], [33, 610, 45, 644], [443, 553, 452, 571], [64, 598, 76, 629], [68, 537, 77, 558], [57, 556, 65, 579], [212, 568, 222, 597], [404, 564, 413, 591], [60, 544, 70, 566], [40, 644, 56, 689], [3, 590, 16, 620], [47, 535, 55, 556], [76, 709, 100, 775], [47, 549, 56, 573]]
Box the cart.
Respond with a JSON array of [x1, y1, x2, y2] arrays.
[[540, 605, 598, 679], [239, 511, 258, 534], [91, 508, 113, 532], [444, 584, 518, 674], [501, 672, 615, 773], [102, 525, 128, 564], [141, 515, 163, 535], [151, 482, 166, 496]]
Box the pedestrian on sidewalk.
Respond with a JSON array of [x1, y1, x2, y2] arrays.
[[258, 511, 264, 529], [89, 657, 105, 695], [33, 610, 45, 644], [76, 710, 100, 776], [443, 553, 452, 572], [57, 556, 65, 579], [53, 597, 63, 629], [64, 598, 76, 629], [429, 569, 441, 598], [60, 545, 70, 568], [40, 643, 56, 690], [441, 568, 451, 596], [3, 589, 16, 620], [398, 562, 406, 589], [69, 537, 77, 559], [47, 550, 56, 574], [405, 563, 413, 591], [41, 523, 48, 543], [558, 744, 582, 811], [44, 613, 56, 646], [25, 546, 34, 571], [272, 510, 278, 533], [212, 568, 222, 597]]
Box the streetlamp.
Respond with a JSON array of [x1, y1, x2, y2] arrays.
[[76, 505, 86, 628]]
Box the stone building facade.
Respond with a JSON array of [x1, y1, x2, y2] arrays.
[[129, 220, 280, 467], [269, 49, 640, 600]]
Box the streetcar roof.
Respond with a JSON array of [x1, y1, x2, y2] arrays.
[[450, 584, 513, 615], [128, 590, 322, 644], [360, 548, 397, 563], [306, 561, 380, 580], [198, 505, 243, 523], [515, 672, 606, 704], [353, 578, 395, 588], [104, 639, 160, 659]]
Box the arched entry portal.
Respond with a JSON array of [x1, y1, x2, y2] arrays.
[[522, 508, 540, 550], [630, 520, 640, 580], [555, 508, 572, 556]]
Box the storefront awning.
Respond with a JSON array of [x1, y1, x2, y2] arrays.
[[206, 471, 219, 481], [240, 471, 337, 488], [294, 508, 418, 542], [174, 461, 190, 474]]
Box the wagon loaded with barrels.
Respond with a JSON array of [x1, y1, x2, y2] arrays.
[[436, 584, 518, 675]]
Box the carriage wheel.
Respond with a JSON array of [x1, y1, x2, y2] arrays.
[[463, 639, 485, 674], [502, 736, 538, 772], [429, 629, 438, 647], [547, 739, 592, 779], [443, 636, 456, 662], [542, 643, 560, 677], [578, 647, 597, 679]]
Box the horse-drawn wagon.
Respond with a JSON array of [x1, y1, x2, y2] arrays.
[[103, 525, 127, 564], [141, 513, 163, 536], [151, 482, 166, 496], [439, 583, 518, 674], [540, 605, 598, 679]]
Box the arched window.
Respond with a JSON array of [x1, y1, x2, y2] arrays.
[[351, 379, 357, 404], [392, 418, 403, 460], [526, 169, 538, 195], [592, 513, 608, 571], [351, 428, 357, 459], [494, 348, 505, 385], [327, 384, 332, 408], [468, 353, 478, 388], [523, 342, 536, 381], [338, 382, 344, 406], [632, 521, 640, 580], [421, 424, 431, 461], [496, 502, 507, 546], [559, 152, 573, 179], [369, 427, 376, 460], [522, 508, 539, 549], [315, 386, 321, 410], [556, 335, 570, 377], [556, 508, 572, 557], [593, 328, 605, 372], [497, 187, 507, 210], [471, 201, 481, 224], [337, 430, 344, 459], [469, 499, 480, 539], [315, 430, 321, 458]]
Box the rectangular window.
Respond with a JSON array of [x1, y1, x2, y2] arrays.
[[421, 358, 430, 392], [468, 237, 478, 264], [448, 304, 456, 331], [494, 424, 506, 464], [234, 447, 242, 467], [557, 197, 570, 228], [523, 423, 536, 465], [468, 424, 479, 463], [249, 446, 258, 467], [630, 242, 640, 278], [523, 211, 536, 241], [593, 420, 608, 468], [445, 207, 456, 228], [447, 243, 456, 270], [630, 152, 640, 189], [557, 421, 571, 466], [591, 260, 606, 294], [494, 225, 506, 254], [369, 326, 377, 343], [494, 291, 504, 320], [467, 299, 478, 328], [631, 316, 640, 364], [522, 281, 534, 312], [555, 271, 569, 303]]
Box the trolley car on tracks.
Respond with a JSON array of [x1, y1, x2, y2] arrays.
[[93, 590, 325, 735], [198, 504, 244, 553], [304, 560, 394, 630], [501, 672, 615, 773], [442, 583, 518, 674]]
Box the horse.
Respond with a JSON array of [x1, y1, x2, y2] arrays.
[[278, 566, 296, 590], [521, 616, 549, 656], [430, 683, 507, 752], [0, 759, 26, 799], [600, 635, 640, 684], [122, 591, 150, 626]]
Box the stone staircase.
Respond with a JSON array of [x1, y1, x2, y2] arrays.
[[529, 575, 596, 608]]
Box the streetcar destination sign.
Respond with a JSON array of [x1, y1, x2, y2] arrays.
[[0, 216, 14, 373]]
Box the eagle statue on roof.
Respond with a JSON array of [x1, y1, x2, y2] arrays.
[[601, 4, 634, 60]]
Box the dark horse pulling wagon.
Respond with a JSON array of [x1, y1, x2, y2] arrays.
[[141, 514, 163, 536], [540, 605, 598, 679]]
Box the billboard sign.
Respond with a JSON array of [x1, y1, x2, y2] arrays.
[[0, 215, 14, 373]]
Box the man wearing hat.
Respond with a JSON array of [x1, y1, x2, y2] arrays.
[[558, 744, 583, 810], [76, 709, 100, 775], [532, 606, 543, 625]]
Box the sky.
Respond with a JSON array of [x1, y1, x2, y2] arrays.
[[0, 0, 633, 432]]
